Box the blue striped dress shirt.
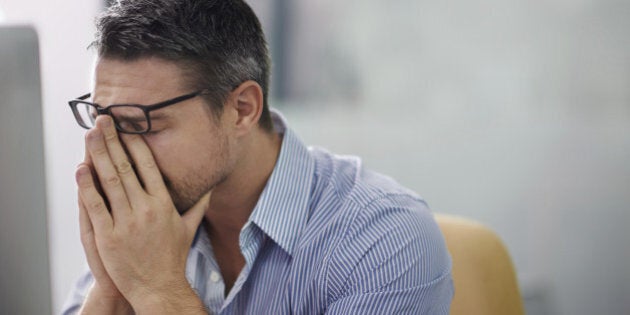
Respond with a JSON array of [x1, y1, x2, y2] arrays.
[[63, 110, 453, 314]]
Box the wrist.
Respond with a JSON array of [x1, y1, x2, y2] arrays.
[[81, 283, 133, 315], [90, 282, 126, 300], [130, 280, 207, 315]]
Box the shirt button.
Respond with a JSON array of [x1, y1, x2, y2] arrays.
[[210, 271, 221, 283]]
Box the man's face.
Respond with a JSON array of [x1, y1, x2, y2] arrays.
[[92, 57, 235, 212]]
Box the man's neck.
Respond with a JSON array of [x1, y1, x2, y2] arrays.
[[204, 129, 283, 236]]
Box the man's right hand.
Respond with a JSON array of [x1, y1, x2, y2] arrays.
[[76, 148, 133, 315]]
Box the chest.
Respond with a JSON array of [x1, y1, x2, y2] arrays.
[[187, 239, 329, 314], [211, 239, 245, 295]]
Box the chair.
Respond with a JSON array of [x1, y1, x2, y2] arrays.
[[434, 214, 525, 315]]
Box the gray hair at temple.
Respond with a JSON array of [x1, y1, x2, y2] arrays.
[[92, 0, 273, 131]]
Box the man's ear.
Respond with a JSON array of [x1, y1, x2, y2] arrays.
[[230, 80, 264, 136]]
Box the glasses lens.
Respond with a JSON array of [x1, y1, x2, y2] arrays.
[[73, 102, 97, 128], [109, 106, 149, 133]]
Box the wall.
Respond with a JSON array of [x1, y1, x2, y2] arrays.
[[0, 0, 99, 312], [1, 1, 628, 314]]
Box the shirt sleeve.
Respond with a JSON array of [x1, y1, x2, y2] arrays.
[[324, 195, 454, 314], [60, 268, 94, 315]]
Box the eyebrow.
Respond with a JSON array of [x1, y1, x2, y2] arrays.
[[148, 112, 169, 120], [115, 112, 169, 123], [114, 115, 147, 124]]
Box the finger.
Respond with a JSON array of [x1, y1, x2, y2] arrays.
[[78, 192, 95, 249], [76, 163, 113, 234], [181, 191, 212, 243], [78, 193, 107, 275], [96, 116, 144, 201], [83, 141, 110, 206], [83, 139, 92, 165], [86, 122, 132, 219], [119, 132, 168, 196]]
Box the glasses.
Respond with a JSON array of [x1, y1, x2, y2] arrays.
[[68, 90, 208, 134]]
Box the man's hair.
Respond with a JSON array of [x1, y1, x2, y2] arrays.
[[92, 0, 273, 131]]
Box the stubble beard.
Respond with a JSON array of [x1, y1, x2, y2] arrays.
[[165, 133, 232, 214], [166, 172, 227, 214]]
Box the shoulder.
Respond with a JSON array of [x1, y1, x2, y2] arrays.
[[306, 145, 434, 231], [326, 192, 450, 295], [305, 147, 450, 292], [308, 146, 422, 210]]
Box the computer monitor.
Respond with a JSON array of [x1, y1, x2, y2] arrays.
[[0, 25, 52, 315]]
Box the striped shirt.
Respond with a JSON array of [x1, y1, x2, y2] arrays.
[[62, 110, 453, 314]]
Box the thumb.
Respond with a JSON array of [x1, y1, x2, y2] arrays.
[[181, 191, 212, 241]]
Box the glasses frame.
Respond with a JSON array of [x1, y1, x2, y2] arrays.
[[68, 90, 207, 134]]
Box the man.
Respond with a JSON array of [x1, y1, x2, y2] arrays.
[[63, 0, 453, 314]]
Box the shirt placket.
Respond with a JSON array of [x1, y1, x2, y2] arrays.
[[186, 228, 225, 314], [220, 222, 266, 313]]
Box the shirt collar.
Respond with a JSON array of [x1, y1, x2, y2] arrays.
[[247, 109, 315, 256]]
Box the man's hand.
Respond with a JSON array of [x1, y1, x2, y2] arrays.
[[75, 115, 210, 314], [77, 136, 133, 315]]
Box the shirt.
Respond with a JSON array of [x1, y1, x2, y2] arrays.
[[62, 110, 453, 314]]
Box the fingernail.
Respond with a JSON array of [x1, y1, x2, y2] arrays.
[[75, 165, 90, 183]]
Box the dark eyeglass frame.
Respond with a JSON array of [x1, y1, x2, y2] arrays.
[[68, 90, 208, 134]]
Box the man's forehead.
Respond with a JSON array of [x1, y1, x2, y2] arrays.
[[93, 57, 189, 105]]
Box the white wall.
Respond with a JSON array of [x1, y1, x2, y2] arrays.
[[0, 0, 99, 312]]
